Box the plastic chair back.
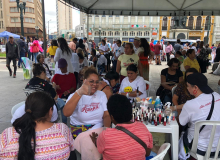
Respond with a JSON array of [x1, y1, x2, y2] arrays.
[[190, 121, 220, 160], [144, 80, 152, 97], [11, 101, 25, 116], [172, 85, 177, 97], [150, 143, 170, 160]]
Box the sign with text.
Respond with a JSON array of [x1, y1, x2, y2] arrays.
[[131, 24, 147, 28]]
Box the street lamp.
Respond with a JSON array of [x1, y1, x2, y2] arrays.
[[99, 27, 102, 42], [35, 26, 39, 39], [16, 0, 26, 37]]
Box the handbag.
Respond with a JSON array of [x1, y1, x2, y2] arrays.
[[115, 126, 148, 156], [32, 45, 39, 53]]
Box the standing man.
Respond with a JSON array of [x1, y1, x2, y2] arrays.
[[113, 40, 124, 71], [17, 36, 26, 68], [69, 38, 77, 52], [174, 39, 182, 53], [149, 39, 154, 64], [83, 37, 90, 56], [6, 36, 19, 78], [154, 41, 162, 65], [133, 37, 140, 54], [102, 37, 111, 71]]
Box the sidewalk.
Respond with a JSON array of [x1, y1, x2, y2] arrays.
[[0, 59, 219, 133]]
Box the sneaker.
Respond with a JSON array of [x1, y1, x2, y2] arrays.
[[9, 71, 12, 76], [13, 74, 16, 78]]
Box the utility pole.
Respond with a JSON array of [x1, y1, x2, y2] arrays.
[[16, 0, 26, 37], [42, 0, 47, 57]]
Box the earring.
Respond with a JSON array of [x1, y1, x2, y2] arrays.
[[193, 90, 197, 95]]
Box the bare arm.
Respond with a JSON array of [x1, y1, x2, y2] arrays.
[[179, 76, 183, 83], [172, 94, 179, 106], [161, 75, 173, 91], [116, 60, 121, 74], [138, 60, 143, 77], [103, 111, 111, 127]]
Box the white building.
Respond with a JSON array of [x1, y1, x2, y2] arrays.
[[213, 16, 220, 45], [79, 12, 160, 45], [75, 25, 86, 38]]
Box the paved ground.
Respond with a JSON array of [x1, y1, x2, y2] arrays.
[[0, 59, 219, 158]]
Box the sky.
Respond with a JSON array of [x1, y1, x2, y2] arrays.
[[44, 0, 80, 34]]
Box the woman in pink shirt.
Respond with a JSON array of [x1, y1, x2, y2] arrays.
[[30, 38, 43, 63], [165, 41, 173, 64], [90, 94, 153, 160]]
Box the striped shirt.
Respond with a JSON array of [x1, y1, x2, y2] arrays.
[[97, 122, 153, 160], [0, 123, 74, 160]]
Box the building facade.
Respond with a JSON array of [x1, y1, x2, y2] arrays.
[[56, 0, 72, 36], [78, 12, 160, 45], [0, 0, 43, 38], [75, 24, 85, 38], [160, 16, 214, 46], [213, 16, 220, 45]]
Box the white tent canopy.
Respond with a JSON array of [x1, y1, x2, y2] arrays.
[[63, 0, 220, 16]]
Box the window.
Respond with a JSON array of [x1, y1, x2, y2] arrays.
[[10, 7, 17, 12], [115, 31, 119, 36], [188, 16, 194, 30], [196, 16, 202, 30], [11, 17, 19, 22], [171, 17, 175, 26], [205, 16, 210, 30], [130, 31, 135, 36], [144, 31, 149, 36], [162, 17, 167, 30], [10, 0, 16, 1]]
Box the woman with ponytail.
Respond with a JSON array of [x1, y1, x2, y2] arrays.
[[0, 92, 74, 159]]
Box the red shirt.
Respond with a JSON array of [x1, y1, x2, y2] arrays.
[[154, 43, 162, 55], [97, 122, 153, 160], [150, 42, 154, 52], [52, 73, 76, 98]]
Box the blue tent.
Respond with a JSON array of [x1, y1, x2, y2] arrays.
[[0, 31, 20, 40]]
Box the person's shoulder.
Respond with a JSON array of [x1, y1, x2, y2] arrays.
[[96, 90, 107, 96], [1, 127, 19, 143], [137, 76, 145, 82]]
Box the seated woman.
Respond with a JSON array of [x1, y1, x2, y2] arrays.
[[179, 73, 220, 159], [172, 68, 198, 116], [183, 49, 201, 73], [1, 92, 74, 159], [37, 54, 52, 82], [90, 94, 153, 160], [175, 51, 184, 65], [119, 64, 147, 100], [77, 48, 88, 87], [11, 63, 59, 123], [89, 48, 98, 67], [63, 67, 111, 139], [160, 58, 183, 104], [98, 71, 120, 99]]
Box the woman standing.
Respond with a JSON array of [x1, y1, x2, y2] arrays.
[[63, 67, 111, 138], [31, 38, 43, 63], [28, 37, 33, 60], [1, 92, 74, 159], [183, 49, 201, 73], [48, 40, 58, 59], [116, 43, 143, 82], [54, 37, 74, 74], [99, 39, 110, 71], [165, 41, 173, 64], [139, 38, 154, 81], [197, 41, 209, 73]]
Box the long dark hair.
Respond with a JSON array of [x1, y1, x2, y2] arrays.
[[78, 39, 85, 49], [183, 68, 198, 97], [58, 37, 71, 55], [51, 39, 58, 48], [33, 63, 45, 77], [13, 92, 55, 160], [140, 38, 151, 57]]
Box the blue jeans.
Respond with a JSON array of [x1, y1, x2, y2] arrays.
[[28, 50, 32, 60], [56, 98, 67, 124], [98, 64, 105, 75], [113, 60, 117, 72], [33, 52, 38, 63], [18, 52, 25, 67]]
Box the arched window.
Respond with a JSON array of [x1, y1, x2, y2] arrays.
[[171, 17, 175, 26], [196, 16, 202, 30], [95, 31, 99, 36], [188, 16, 194, 30], [115, 31, 119, 36], [162, 17, 167, 30], [205, 16, 210, 30]]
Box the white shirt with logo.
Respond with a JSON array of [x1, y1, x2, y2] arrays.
[[179, 92, 220, 152], [67, 90, 108, 125], [119, 76, 147, 100], [115, 46, 124, 58]]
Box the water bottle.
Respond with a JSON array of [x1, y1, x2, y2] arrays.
[[154, 96, 161, 111]]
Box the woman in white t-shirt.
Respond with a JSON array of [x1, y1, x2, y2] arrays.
[[63, 67, 111, 139], [119, 64, 147, 100], [77, 48, 88, 87], [178, 73, 220, 157]]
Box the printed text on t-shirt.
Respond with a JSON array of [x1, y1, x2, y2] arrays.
[[81, 103, 100, 113]]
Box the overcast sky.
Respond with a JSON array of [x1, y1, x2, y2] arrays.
[[44, 0, 80, 34]]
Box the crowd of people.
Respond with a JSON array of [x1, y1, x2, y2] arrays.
[[2, 35, 220, 160]]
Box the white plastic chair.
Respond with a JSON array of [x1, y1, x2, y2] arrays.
[[150, 143, 170, 160], [88, 61, 94, 67], [190, 121, 220, 160], [171, 85, 177, 97], [11, 101, 25, 116], [144, 80, 151, 97]]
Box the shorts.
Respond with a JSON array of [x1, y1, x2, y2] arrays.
[[6, 57, 17, 66]]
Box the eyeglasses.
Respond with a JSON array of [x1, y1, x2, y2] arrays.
[[89, 80, 99, 85]]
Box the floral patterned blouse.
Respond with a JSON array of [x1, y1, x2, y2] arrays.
[[0, 123, 74, 160], [174, 82, 195, 105]]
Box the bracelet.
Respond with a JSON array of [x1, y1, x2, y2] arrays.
[[76, 90, 82, 97]]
